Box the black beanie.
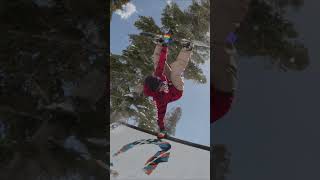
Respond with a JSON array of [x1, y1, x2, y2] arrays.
[[144, 76, 162, 92]]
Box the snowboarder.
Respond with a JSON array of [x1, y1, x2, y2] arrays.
[[212, 0, 250, 123], [212, 30, 239, 123], [143, 31, 193, 138]]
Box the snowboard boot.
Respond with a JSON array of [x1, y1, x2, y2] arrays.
[[181, 39, 193, 51], [157, 129, 167, 139], [153, 35, 165, 45]]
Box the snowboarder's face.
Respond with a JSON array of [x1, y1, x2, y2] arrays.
[[158, 83, 169, 93]]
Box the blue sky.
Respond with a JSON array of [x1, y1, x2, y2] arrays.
[[111, 0, 210, 146]]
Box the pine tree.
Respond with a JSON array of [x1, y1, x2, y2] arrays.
[[238, 0, 309, 71], [267, 0, 304, 11], [165, 107, 182, 136], [0, 1, 107, 178]]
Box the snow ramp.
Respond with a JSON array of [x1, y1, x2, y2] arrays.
[[110, 122, 210, 180]]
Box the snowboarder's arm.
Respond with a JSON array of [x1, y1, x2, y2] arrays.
[[154, 46, 168, 78], [156, 101, 167, 130], [168, 87, 183, 102]]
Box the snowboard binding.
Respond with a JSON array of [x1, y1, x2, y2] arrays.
[[140, 30, 208, 49], [180, 39, 193, 51]]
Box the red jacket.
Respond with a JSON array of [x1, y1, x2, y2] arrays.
[[212, 86, 234, 123], [144, 46, 182, 130]]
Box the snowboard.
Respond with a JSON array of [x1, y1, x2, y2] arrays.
[[140, 32, 210, 48]]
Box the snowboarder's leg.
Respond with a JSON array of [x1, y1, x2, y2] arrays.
[[157, 120, 167, 139], [153, 44, 162, 71], [170, 48, 192, 91], [212, 0, 249, 92], [153, 44, 172, 78], [213, 45, 238, 93]]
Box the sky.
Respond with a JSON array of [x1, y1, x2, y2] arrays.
[[110, 0, 210, 146], [212, 1, 320, 179]]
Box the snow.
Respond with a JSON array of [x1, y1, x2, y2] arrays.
[[137, 105, 147, 109], [110, 123, 210, 179], [119, 58, 127, 64], [139, 112, 146, 117], [124, 94, 134, 98], [192, 40, 210, 48], [135, 69, 142, 77], [129, 104, 139, 112]]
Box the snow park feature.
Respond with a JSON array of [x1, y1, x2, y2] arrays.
[[110, 122, 210, 180]]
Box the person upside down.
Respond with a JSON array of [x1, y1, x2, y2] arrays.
[[212, 0, 250, 123], [143, 35, 193, 138]]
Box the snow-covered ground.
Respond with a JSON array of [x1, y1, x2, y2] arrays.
[[110, 123, 210, 179]]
